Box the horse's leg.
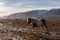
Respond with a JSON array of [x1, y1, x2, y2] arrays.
[[32, 23, 35, 28], [33, 25, 35, 28], [44, 24, 49, 33], [41, 25, 45, 33], [32, 22, 37, 28]]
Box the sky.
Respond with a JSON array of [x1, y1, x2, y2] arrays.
[[0, 0, 60, 17]]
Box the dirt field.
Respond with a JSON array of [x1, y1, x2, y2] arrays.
[[0, 19, 60, 40]]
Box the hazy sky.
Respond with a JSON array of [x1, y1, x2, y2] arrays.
[[0, 0, 60, 17]]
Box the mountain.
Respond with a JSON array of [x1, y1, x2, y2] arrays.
[[45, 9, 60, 18], [3, 8, 60, 19]]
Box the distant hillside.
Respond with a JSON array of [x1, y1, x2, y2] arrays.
[[3, 8, 60, 19]]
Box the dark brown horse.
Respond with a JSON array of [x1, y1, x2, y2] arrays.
[[27, 18, 49, 33]]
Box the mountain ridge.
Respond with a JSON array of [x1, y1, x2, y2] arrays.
[[2, 8, 60, 19]]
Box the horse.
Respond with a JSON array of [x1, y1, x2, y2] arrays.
[[27, 18, 49, 33]]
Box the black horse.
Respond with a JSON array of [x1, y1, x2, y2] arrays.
[[27, 18, 49, 33]]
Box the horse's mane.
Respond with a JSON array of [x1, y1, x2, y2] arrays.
[[31, 18, 42, 21]]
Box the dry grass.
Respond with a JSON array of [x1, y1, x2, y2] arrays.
[[0, 19, 60, 40]]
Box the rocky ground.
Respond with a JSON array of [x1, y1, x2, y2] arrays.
[[0, 19, 60, 40]]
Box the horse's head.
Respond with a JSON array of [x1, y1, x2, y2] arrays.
[[27, 18, 32, 25]]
